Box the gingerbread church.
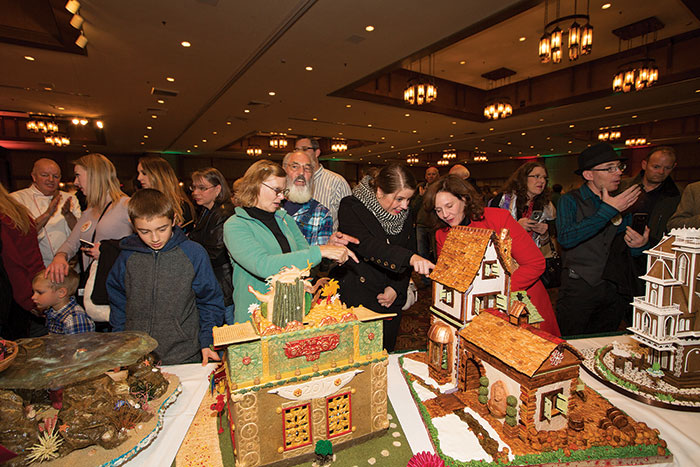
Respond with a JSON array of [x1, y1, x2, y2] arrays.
[[427, 226, 581, 436], [628, 227, 700, 388], [213, 266, 391, 467]]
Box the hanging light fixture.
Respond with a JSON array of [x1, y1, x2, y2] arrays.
[[442, 149, 456, 160], [437, 159, 449, 166], [269, 133, 288, 149], [598, 130, 621, 141], [331, 140, 348, 152], [612, 59, 658, 93], [483, 99, 513, 120], [625, 138, 647, 146], [403, 55, 437, 106], [406, 155, 419, 165], [538, 0, 592, 65], [44, 135, 70, 146], [26, 120, 59, 133], [246, 146, 262, 156], [474, 155, 488, 162]]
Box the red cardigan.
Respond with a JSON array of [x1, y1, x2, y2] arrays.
[[1, 215, 44, 311], [436, 207, 560, 336]]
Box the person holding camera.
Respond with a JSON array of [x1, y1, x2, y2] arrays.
[[556, 143, 649, 337]]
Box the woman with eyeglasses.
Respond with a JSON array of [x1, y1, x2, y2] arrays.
[[490, 161, 555, 252], [424, 174, 560, 337], [188, 168, 236, 324], [136, 156, 195, 233], [223, 160, 357, 322]]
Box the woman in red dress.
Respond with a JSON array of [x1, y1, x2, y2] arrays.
[[423, 175, 560, 336]]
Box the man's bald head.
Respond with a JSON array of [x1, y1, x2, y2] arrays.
[[31, 158, 61, 196], [425, 167, 439, 184], [449, 164, 470, 180]]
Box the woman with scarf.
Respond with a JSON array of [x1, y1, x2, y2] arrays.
[[335, 164, 434, 351]]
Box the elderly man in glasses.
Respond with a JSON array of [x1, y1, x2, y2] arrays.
[[281, 149, 333, 246], [294, 137, 351, 232], [555, 142, 649, 337]]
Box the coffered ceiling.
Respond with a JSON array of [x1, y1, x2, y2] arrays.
[[0, 0, 699, 167]]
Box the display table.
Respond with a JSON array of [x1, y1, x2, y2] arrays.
[[388, 335, 700, 467], [132, 336, 699, 466]]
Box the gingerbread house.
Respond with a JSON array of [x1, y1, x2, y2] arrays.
[[459, 310, 582, 436], [213, 268, 392, 467], [628, 227, 700, 388]]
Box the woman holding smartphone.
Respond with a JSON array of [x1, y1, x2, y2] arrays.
[[489, 161, 555, 254]]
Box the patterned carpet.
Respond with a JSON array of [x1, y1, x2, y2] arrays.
[[394, 274, 431, 352]]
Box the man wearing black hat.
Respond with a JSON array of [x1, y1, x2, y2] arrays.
[[555, 143, 649, 336]]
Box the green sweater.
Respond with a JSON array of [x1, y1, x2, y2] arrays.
[[223, 207, 322, 323]]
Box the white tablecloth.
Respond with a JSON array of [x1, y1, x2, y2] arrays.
[[126, 363, 215, 466], [387, 336, 700, 467]]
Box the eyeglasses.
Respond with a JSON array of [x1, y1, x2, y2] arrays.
[[189, 184, 215, 192], [527, 174, 548, 181], [589, 163, 626, 173], [285, 162, 314, 173], [296, 146, 316, 152], [262, 182, 289, 197]]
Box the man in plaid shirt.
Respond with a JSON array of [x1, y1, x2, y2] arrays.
[[32, 269, 95, 335], [282, 149, 333, 246]]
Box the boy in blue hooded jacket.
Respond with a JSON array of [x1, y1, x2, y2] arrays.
[[107, 189, 224, 365]]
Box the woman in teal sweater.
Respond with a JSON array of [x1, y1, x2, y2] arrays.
[[223, 160, 355, 323]]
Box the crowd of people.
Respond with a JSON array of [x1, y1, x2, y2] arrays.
[[1, 138, 698, 365]]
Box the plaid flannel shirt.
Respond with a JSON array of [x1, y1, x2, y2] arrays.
[[45, 296, 95, 334], [284, 199, 333, 246]]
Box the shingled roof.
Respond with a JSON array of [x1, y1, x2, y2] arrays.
[[458, 310, 579, 378], [429, 226, 512, 293]]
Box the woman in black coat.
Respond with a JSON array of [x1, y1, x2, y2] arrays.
[[335, 164, 434, 351], [188, 168, 236, 324]]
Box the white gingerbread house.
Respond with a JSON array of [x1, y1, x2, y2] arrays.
[[628, 227, 700, 388]]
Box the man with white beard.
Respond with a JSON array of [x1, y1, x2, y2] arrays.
[[282, 150, 333, 246]]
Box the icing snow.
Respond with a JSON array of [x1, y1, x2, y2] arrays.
[[432, 413, 491, 462], [402, 357, 456, 393], [412, 380, 437, 401]]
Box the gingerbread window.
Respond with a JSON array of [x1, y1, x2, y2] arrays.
[[326, 392, 351, 438], [283, 403, 312, 450], [482, 260, 500, 279]]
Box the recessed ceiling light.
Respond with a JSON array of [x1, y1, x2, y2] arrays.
[[546, 136, 551, 140], [519, 36, 526, 42], [390, 145, 394, 148], [498, 149, 502, 152], [57, 106, 65, 110], [451, 121, 457, 125], [530, 145, 534, 148], [305, 66, 313, 71], [268, 91, 276, 96], [181, 41, 191, 47], [412, 130, 417, 133], [481, 138, 485, 142], [226, 121, 232, 125], [459, 60, 466, 65], [146, 126, 152, 130], [157, 99, 165, 104], [151, 115, 157, 119], [338, 132, 343, 135], [288, 128, 293, 131], [489, 128, 494, 131], [187, 149, 191, 153], [367, 124, 372, 127], [346, 104, 352, 108], [143, 135, 149, 138], [507, 141, 511, 145], [212, 131, 217, 135], [604, 105, 612, 110], [450, 134, 454, 137], [569, 124, 575, 128], [96, 121, 104, 129], [521, 132, 526, 136], [244, 109, 250, 113], [632, 115, 638, 118], [601, 3, 611, 9], [380, 136, 385, 140], [140, 142, 145, 145], [24, 55, 35, 61], [194, 144, 198, 148], [202, 139, 207, 143], [568, 140, 573, 143], [312, 117, 318, 121], [365, 25, 375, 32], [166, 77, 175, 82]]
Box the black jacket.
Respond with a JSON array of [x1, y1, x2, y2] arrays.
[[334, 196, 416, 314], [189, 202, 235, 306]]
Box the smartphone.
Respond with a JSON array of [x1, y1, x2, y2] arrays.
[[79, 239, 95, 248], [631, 213, 649, 235], [531, 210, 544, 223]]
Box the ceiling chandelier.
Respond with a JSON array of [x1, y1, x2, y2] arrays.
[[246, 146, 262, 156], [625, 137, 647, 146], [539, 0, 593, 65], [44, 135, 70, 147], [331, 139, 347, 152], [26, 120, 58, 133], [403, 55, 437, 106], [406, 155, 419, 165], [442, 149, 456, 160], [484, 100, 513, 120], [598, 130, 621, 141], [269, 133, 288, 149], [437, 159, 449, 166], [474, 155, 488, 162], [612, 59, 658, 93]]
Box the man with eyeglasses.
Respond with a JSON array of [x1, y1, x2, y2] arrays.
[[281, 149, 333, 246], [294, 137, 351, 232], [555, 142, 649, 337]]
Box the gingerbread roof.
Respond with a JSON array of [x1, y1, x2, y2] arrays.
[[429, 226, 512, 293], [213, 322, 260, 346], [458, 310, 580, 377]]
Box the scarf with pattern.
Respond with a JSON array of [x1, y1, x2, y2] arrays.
[[352, 175, 408, 235]]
